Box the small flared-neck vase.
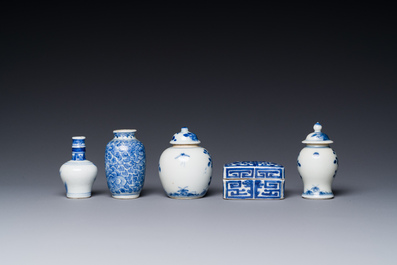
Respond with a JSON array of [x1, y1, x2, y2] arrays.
[[159, 127, 213, 199], [105, 129, 146, 199], [297, 122, 338, 199], [60, 136, 98, 199]]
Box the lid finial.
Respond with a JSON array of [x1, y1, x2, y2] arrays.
[[302, 122, 333, 144], [313, 122, 322, 132], [170, 127, 201, 145]]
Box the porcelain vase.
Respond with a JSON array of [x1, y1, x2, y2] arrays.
[[105, 129, 146, 199], [159, 127, 212, 199], [60, 136, 97, 199], [297, 122, 338, 199]]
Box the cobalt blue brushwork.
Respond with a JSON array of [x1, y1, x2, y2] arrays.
[[303, 186, 333, 196], [223, 161, 285, 199], [203, 149, 213, 168], [168, 186, 207, 198], [170, 127, 201, 144], [299, 122, 338, 199], [105, 129, 146, 199], [60, 136, 97, 199], [72, 137, 86, 161]]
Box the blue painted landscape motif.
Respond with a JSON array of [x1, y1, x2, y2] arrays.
[[303, 186, 333, 196], [224, 179, 283, 199], [168, 186, 207, 198], [105, 138, 146, 196], [310, 132, 330, 141]]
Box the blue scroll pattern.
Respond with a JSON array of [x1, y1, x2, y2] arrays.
[[105, 138, 146, 196]]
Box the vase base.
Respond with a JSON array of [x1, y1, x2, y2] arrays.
[[168, 195, 204, 200], [67, 193, 91, 199], [112, 194, 140, 199], [302, 194, 334, 200]]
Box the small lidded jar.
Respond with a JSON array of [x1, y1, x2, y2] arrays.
[[158, 127, 213, 199], [297, 122, 338, 199]]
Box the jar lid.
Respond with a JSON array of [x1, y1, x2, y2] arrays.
[[302, 122, 333, 144], [170, 127, 201, 145]]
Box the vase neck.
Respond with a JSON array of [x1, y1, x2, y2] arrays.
[[72, 136, 86, 161], [113, 129, 136, 139]]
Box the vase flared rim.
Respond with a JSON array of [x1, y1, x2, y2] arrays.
[[113, 129, 137, 133]]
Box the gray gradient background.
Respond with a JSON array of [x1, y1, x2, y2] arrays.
[[1, 9, 396, 265]]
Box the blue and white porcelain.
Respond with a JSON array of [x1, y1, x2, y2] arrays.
[[159, 127, 212, 199], [297, 122, 338, 199], [60, 136, 98, 199], [105, 129, 146, 199], [223, 161, 285, 199]]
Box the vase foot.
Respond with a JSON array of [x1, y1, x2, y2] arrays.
[[67, 192, 91, 199], [112, 194, 140, 199], [168, 195, 204, 200], [302, 194, 334, 200]]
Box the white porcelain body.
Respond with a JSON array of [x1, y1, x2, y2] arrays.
[[60, 160, 97, 198], [297, 145, 338, 199], [159, 145, 212, 199]]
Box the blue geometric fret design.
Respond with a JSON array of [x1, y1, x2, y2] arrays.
[[223, 161, 285, 199], [224, 180, 254, 199], [225, 161, 282, 167], [225, 168, 254, 178], [255, 169, 282, 178], [224, 161, 284, 179], [224, 179, 284, 199], [254, 180, 281, 198]]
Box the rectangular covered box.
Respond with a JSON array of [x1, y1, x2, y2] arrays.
[[223, 161, 285, 199]]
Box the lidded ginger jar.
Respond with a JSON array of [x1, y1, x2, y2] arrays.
[[159, 127, 212, 199]]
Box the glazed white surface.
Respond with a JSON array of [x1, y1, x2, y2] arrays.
[[298, 146, 338, 199], [60, 160, 97, 198], [159, 145, 212, 199]]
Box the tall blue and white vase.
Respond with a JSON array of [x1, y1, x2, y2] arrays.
[[297, 122, 338, 199], [105, 129, 146, 199], [159, 127, 213, 199], [60, 136, 98, 199]]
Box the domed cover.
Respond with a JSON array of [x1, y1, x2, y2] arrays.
[[170, 127, 201, 145], [302, 122, 333, 144]]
